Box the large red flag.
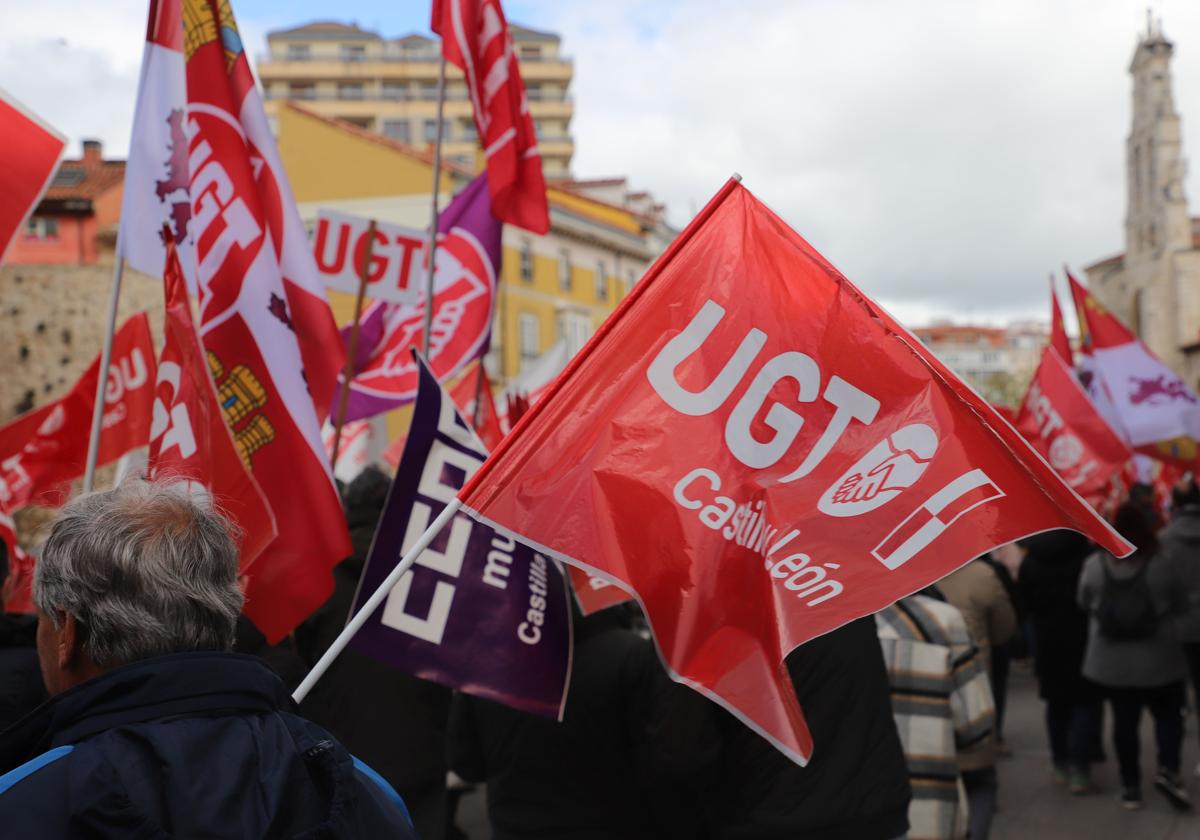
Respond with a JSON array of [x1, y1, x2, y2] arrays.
[[0, 88, 65, 264], [1015, 348, 1131, 507], [1068, 271, 1200, 466], [431, 0, 550, 233], [458, 180, 1130, 764], [147, 239, 277, 572], [1049, 280, 1072, 364], [181, 0, 351, 639], [0, 314, 156, 511]]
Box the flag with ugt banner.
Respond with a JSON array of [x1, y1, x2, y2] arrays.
[[432, 0, 550, 234], [1068, 271, 1200, 467], [457, 179, 1131, 764], [350, 353, 571, 718], [147, 238, 277, 572], [177, 0, 350, 640], [339, 173, 502, 421], [0, 313, 156, 512]]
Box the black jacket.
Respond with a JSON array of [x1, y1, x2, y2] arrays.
[[1018, 530, 1098, 701], [0, 613, 44, 731], [0, 652, 417, 839], [709, 616, 911, 840], [448, 610, 720, 840]]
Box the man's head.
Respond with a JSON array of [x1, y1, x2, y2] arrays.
[[34, 480, 244, 695]]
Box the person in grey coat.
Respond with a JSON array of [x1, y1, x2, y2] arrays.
[[1160, 478, 1200, 754], [1078, 502, 1190, 811]]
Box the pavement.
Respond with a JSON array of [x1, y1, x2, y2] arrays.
[[449, 662, 1200, 839]]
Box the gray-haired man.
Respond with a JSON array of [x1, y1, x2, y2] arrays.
[[0, 480, 418, 838]]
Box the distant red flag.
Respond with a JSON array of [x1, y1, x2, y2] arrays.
[[431, 0, 550, 233], [182, 0, 351, 640], [0, 88, 65, 264], [449, 360, 504, 451], [1015, 347, 1131, 507], [0, 314, 156, 511], [458, 180, 1130, 764], [147, 238, 277, 572], [1050, 280, 1072, 363]]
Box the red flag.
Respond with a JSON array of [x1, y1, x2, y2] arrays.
[[431, 0, 550, 233], [458, 180, 1129, 764], [1015, 348, 1131, 506], [147, 239, 277, 572], [1, 506, 34, 614], [449, 360, 504, 451], [183, 1, 351, 640], [0, 314, 156, 511], [1050, 280, 1072, 363], [0, 88, 65, 264], [1068, 270, 1200, 466]]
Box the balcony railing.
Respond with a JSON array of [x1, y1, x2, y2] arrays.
[[264, 51, 572, 66]]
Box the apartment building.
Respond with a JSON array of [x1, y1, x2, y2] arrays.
[[257, 20, 575, 176]]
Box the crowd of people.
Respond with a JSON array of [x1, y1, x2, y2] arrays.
[[0, 471, 1198, 838]]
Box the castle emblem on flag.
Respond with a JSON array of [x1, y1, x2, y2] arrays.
[[208, 351, 275, 467]]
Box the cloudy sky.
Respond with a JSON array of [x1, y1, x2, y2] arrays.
[[3, 0, 1199, 327]]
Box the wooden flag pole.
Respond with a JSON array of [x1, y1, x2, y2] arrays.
[[330, 220, 378, 471], [422, 52, 448, 359], [292, 497, 462, 703], [82, 247, 127, 492]]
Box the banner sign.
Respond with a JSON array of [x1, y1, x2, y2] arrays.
[[349, 354, 572, 718], [314, 210, 424, 305]]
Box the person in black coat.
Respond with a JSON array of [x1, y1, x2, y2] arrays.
[[1017, 530, 1102, 791], [447, 604, 720, 840], [0, 480, 416, 839], [708, 615, 911, 840], [0, 543, 45, 732], [296, 465, 453, 840]]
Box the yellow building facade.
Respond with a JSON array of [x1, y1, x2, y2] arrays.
[[259, 21, 575, 177], [276, 104, 664, 387]]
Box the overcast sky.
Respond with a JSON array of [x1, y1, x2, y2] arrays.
[[3, 0, 1198, 327]]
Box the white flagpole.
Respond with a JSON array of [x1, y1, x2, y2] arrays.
[[422, 53, 449, 358], [292, 497, 463, 703], [82, 243, 126, 492]]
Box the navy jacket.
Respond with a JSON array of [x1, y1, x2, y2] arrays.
[[0, 651, 417, 839]]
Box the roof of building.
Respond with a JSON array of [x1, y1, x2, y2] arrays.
[[912, 324, 1008, 348], [42, 151, 124, 206], [510, 24, 560, 42], [1084, 216, 1200, 273], [268, 21, 382, 42], [551, 177, 628, 188]]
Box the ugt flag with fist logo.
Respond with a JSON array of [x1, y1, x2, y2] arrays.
[[458, 178, 1131, 764]]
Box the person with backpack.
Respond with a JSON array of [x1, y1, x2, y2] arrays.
[[1078, 501, 1191, 811]]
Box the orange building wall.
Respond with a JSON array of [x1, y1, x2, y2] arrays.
[[5, 216, 96, 266]]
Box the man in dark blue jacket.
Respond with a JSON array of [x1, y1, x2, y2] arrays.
[[0, 480, 418, 839]]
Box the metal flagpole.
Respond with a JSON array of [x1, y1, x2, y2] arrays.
[[330, 220, 378, 470], [292, 497, 463, 703], [422, 53, 448, 359], [82, 244, 127, 493]]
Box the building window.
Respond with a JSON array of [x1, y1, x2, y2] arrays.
[[558, 249, 572, 291], [422, 119, 451, 143], [419, 82, 438, 100], [519, 241, 534, 283], [559, 311, 592, 356], [519, 45, 542, 60], [382, 120, 411, 144], [460, 120, 478, 142], [337, 83, 364, 100], [285, 43, 310, 60], [626, 268, 636, 292], [289, 82, 316, 100], [382, 82, 408, 100], [340, 44, 367, 62], [595, 260, 608, 301], [519, 313, 540, 368], [25, 217, 58, 239], [526, 83, 543, 101]]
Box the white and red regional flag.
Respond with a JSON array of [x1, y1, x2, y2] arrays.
[[0, 87, 65, 264], [1015, 347, 1131, 507], [1068, 271, 1200, 467], [458, 179, 1130, 764], [431, 0, 550, 234], [180, 0, 350, 640], [118, 0, 196, 290], [147, 236, 277, 571]]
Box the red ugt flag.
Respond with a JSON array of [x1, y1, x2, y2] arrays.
[[147, 239, 277, 571], [0, 314, 156, 511], [0, 88, 65, 264], [183, 0, 350, 640], [1015, 347, 1131, 507], [432, 0, 550, 234], [459, 179, 1130, 764]]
